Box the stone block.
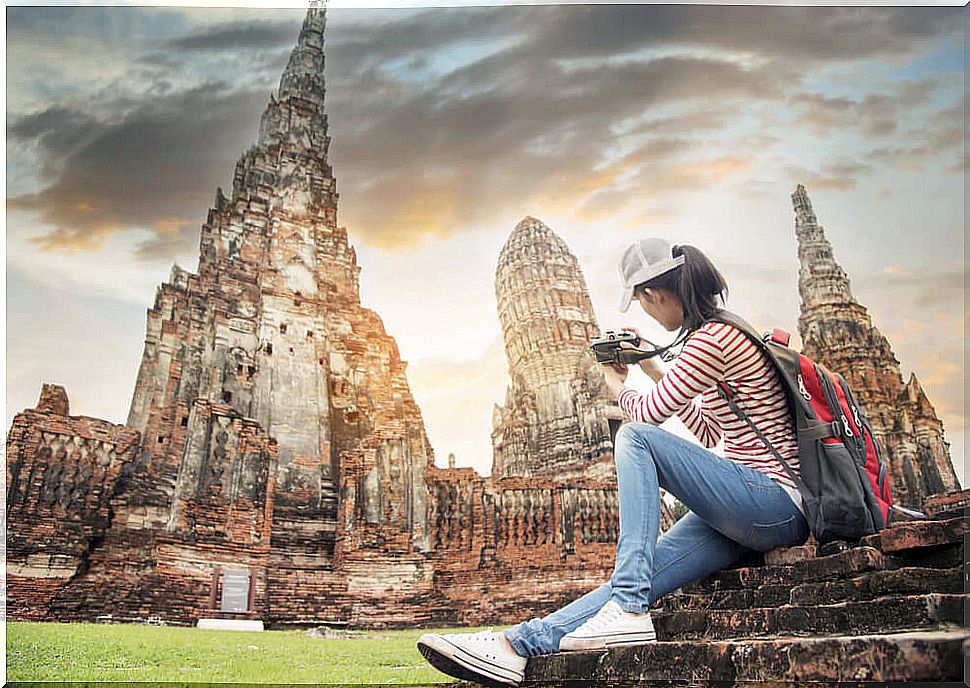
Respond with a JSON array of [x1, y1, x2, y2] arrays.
[[652, 594, 966, 641], [876, 516, 968, 552], [525, 629, 970, 685], [763, 542, 817, 566]]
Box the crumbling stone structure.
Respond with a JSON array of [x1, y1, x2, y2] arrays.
[[6, 384, 140, 620], [5, 8, 629, 628], [793, 184, 959, 508], [492, 216, 618, 479]]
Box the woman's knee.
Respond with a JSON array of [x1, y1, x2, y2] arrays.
[[614, 422, 665, 451]]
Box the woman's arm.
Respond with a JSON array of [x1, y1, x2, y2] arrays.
[[674, 399, 722, 448], [616, 326, 726, 443]]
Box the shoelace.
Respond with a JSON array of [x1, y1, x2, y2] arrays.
[[582, 601, 624, 632]]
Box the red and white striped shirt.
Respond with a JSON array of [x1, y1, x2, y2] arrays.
[[617, 321, 805, 515]]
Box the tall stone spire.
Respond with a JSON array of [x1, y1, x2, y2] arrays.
[[792, 185, 959, 507], [277, 7, 327, 106], [794, 183, 855, 309], [491, 216, 616, 478], [114, 4, 436, 622]]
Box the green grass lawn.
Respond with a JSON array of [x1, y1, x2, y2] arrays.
[[7, 621, 488, 684]]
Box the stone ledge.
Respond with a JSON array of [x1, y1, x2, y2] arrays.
[[660, 565, 960, 611], [924, 489, 970, 519], [197, 618, 264, 631], [862, 516, 969, 552], [524, 629, 970, 685], [652, 593, 965, 641], [686, 546, 888, 592]]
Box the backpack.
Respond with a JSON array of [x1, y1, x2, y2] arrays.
[[704, 310, 895, 544]]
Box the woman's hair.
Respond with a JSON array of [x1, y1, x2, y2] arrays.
[[636, 244, 728, 329]]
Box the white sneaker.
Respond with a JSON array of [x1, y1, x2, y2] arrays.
[[417, 629, 527, 687], [559, 599, 657, 651]]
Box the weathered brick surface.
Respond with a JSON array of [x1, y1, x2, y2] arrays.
[[685, 545, 888, 592], [924, 488, 970, 519], [863, 515, 968, 552], [661, 566, 960, 610], [526, 630, 970, 685], [654, 593, 966, 641], [5, 392, 141, 618], [762, 542, 816, 566]]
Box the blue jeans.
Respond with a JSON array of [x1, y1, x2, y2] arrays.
[[503, 422, 809, 657]]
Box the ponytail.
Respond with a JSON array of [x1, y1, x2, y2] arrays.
[[638, 244, 728, 329]]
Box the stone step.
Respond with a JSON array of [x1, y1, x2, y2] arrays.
[[652, 593, 965, 641], [524, 628, 970, 685], [660, 566, 961, 612], [685, 545, 891, 592], [923, 489, 970, 520], [683, 517, 967, 594], [861, 515, 968, 552]]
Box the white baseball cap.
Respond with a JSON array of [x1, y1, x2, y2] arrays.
[[617, 238, 685, 312]]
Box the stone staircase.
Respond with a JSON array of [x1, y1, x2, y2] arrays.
[[523, 492, 968, 686]]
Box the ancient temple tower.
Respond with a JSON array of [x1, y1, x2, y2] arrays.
[[793, 184, 959, 508], [491, 216, 616, 477], [44, 7, 435, 623]]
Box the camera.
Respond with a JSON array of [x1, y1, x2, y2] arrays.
[[590, 331, 657, 365]]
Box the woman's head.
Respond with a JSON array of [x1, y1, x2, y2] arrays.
[[618, 239, 728, 331]]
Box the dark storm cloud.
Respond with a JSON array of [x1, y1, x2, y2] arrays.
[[165, 20, 297, 51], [9, 83, 268, 253], [322, 52, 783, 243], [7, 5, 962, 255], [515, 5, 959, 61], [325, 7, 519, 68], [8, 108, 106, 179]]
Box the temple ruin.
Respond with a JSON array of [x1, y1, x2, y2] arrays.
[[793, 184, 959, 507], [5, 8, 630, 627], [492, 216, 619, 480], [5, 9, 960, 633]]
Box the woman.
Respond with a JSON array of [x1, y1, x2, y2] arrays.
[[417, 238, 810, 687]]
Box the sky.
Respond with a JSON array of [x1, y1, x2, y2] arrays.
[[5, 4, 966, 490]]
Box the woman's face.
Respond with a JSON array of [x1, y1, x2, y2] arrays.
[[635, 288, 684, 331]]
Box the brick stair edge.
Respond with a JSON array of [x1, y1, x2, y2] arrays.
[[524, 629, 970, 684]]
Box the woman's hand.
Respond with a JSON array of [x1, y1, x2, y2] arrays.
[[601, 361, 629, 398], [621, 326, 665, 382]]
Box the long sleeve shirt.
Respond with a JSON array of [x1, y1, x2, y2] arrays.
[[617, 321, 804, 514]]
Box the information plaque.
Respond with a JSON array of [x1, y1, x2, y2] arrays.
[[220, 569, 250, 612]]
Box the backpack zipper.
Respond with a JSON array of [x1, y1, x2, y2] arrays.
[[814, 364, 859, 456]]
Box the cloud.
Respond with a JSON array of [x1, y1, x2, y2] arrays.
[[864, 93, 965, 171], [8, 107, 106, 179], [500, 6, 959, 63], [788, 79, 939, 138], [164, 20, 297, 51], [8, 83, 267, 256], [785, 160, 873, 191], [6, 5, 965, 258], [853, 262, 965, 309], [326, 52, 786, 246]]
